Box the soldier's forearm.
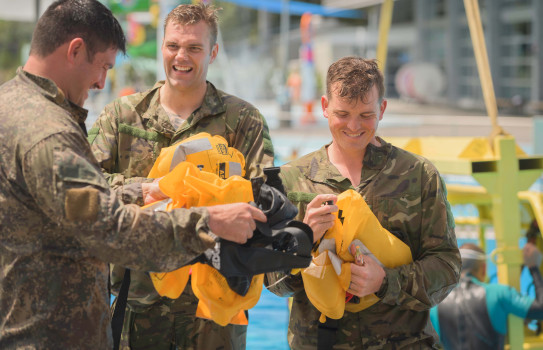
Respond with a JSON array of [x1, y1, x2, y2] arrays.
[[107, 174, 151, 205]]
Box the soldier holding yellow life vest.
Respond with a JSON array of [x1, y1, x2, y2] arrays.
[[144, 134, 313, 327], [89, 4, 274, 349], [0, 1, 265, 349], [265, 57, 461, 349]]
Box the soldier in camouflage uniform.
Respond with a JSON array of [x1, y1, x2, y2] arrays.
[[266, 57, 461, 349], [0, 1, 266, 349], [89, 3, 274, 350]]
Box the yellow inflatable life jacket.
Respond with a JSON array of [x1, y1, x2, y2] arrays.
[[191, 263, 264, 326], [301, 189, 413, 322], [145, 133, 259, 326], [148, 132, 246, 179]]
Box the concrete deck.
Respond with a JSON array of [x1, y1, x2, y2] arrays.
[[262, 98, 537, 163]]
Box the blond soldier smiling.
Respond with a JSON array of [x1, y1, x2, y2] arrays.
[[89, 3, 274, 350]]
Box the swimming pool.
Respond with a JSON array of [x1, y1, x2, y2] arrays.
[[247, 289, 290, 350]]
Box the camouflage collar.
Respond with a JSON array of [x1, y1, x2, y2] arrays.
[[141, 80, 225, 115], [189, 81, 226, 124], [302, 137, 392, 186], [302, 144, 341, 184], [365, 137, 391, 170], [138, 81, 170, 129], [139, 81, 226, 133], [17, 67, 88, 124], [134, 81, 181, 137]]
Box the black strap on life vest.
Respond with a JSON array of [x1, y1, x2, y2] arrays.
[[263, 167, 286, 195], [184, 179, 314, 296], [111, 269, 130, 350], [317, 317, 339, 350]]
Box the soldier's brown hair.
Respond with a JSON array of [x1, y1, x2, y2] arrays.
[[30, 0, 126, 60], [165, 3, 220, 48], [326, 56, 385, 103]]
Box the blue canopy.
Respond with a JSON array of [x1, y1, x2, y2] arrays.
[[221, 0, 364, 19]]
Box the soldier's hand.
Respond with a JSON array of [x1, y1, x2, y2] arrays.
[[304, 194, 338, 243], [523, 242, 543, 268], [207, 203, 267, 244], [142, 178, 168, 205], [347, 244, 385, 298]]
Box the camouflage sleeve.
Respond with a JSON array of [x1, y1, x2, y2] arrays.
[[379, 168, 461, 310], [24, 132, 215, 272], [231, 107, 275, 179], [88, 102, 149, 206]]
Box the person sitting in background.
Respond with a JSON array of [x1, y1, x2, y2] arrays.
[[430, 241, 543, 350]]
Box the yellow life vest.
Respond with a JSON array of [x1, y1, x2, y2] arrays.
[[148, 132, 246, 180], [301, 189, 413, 322], [145, 133, 259, 326], [191, 263, 264, 326]]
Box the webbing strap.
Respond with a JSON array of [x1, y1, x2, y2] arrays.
[[317, 317, 339, 350], [112, 269, 131, 350]]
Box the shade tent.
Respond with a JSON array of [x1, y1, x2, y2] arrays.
[[0, 0, 363, 22], [222, 0, 363, 18]]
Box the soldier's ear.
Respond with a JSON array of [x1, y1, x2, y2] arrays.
[[209, 43, 218, 64], [321, 95, 329, 118], [66, 38, 86, 65], [378, 99, 387, 120]]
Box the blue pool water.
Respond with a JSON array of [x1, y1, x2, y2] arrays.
[[247, 289, 290, 350]]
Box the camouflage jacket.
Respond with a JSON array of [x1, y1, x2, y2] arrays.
[[266, 139, 461, 349], [0, 69, 219, 349], [89, 80, 274, 309]]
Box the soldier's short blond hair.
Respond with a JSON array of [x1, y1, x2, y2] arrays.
[[326, 56, 385, 103], [164, 3, 219, 48]]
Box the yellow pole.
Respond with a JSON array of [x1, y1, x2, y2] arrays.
[[376, 0, 394, 73], [476, 216, 486, 254], [477, 137, 524, 350], [463, 0, 507, 141]]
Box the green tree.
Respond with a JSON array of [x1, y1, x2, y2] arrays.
[[0, 20, 35, 84]]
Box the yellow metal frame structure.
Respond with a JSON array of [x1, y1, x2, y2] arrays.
[[386, 136, 543, 349], [374, 0, 543, 346], [376, 0, 393, 72]]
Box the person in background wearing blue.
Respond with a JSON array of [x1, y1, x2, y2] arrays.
[[430, 241, 543, 349]]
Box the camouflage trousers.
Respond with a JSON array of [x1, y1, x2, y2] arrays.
[[287, 300, 438, 350], [117, 288, 247, 350]]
